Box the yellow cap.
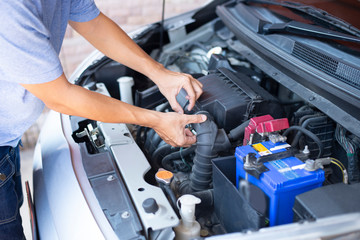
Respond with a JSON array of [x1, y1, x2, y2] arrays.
[[155, 169, 174, 184]]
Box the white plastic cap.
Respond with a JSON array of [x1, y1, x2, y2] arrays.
[[177, 195, 201, 228], [117, 76, 134, 105]]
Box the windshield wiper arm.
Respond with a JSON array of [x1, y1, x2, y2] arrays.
[[259, 20, 360, 43], [244, 0, 360, 38]]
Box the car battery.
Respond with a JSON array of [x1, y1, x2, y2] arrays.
[[235, 141, 325, 226]]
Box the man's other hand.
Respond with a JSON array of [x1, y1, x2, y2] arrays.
[[151, 66, 203, 114], [153, 112, 207, 147]]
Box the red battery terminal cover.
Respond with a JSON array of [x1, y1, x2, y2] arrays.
[[243, 115, 289, 145], [256, 118, 289, 133]]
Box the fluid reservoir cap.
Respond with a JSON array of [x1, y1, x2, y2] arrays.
[[142, 198, 159, 214], [177, 195, 201, 224], [155, 168, 174, 185]]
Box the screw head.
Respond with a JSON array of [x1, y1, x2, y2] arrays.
[[121, 211, 130, 219], [107, 175, 115, 181]]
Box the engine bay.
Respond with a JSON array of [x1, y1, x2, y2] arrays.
[[69, 17, 360, 239]]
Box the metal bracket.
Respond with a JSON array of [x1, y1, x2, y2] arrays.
[[99, 122, 179, 237]]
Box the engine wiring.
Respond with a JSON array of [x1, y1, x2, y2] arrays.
[[179, 147, 192, 170], [330, 157, 348, 184], [335, 124, 356, 154], [335, 124, 359, 183]]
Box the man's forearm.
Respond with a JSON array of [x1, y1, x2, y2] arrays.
[[69, 13, 163, 81], [22, 74, 162, 128]]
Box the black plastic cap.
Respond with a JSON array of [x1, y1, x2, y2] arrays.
[[142, 198, 159, 214]]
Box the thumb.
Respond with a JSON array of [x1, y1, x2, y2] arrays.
[[184, 114, 207, 125]]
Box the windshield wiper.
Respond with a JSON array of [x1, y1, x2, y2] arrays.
[[259, 20, 360, 43], [243, 0, 360, 38]]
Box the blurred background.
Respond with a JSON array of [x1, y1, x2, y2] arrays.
[[20, 0, 207, 239], [60, 0, 209, 78]]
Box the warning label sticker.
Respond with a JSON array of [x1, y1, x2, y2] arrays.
[[252, 143, 271, 156]]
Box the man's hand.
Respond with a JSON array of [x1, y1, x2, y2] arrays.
[[150, 66, 203, 114], [153, 112, 207, 147]]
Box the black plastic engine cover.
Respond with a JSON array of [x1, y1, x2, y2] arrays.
[[178, 67, 284, 131], [293, 183, 360, 221]]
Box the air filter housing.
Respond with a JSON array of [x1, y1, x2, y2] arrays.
[[178, 67, 284, 131]]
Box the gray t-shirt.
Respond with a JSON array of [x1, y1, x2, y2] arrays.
[[0, 0, 100, 147]]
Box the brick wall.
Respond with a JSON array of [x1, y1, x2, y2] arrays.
[[60, 0, 208, 77]]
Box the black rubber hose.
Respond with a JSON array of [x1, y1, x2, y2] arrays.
[[144, 129, 156, 154], [189, 112, 219, 192], [191, 189, 214, 207], [162, 145, 196, 171], [152, 144, 172, 161], [175, 112, 230, 194], [150, 144, 173, 169], [148, 132, 163, 155], [135, 126, 145, 146], [228, 120, 250, 141], [176, 112, 218, 194], [178, 181, 214, 207], [292, 108, 314, 124], [298, 114, 319, 126], [291, 116, 327, 148], [161, 184, 179, 217], [283, 126, 324, 158]]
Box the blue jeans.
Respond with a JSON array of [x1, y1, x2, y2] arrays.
[[0, 144, 25, 240]]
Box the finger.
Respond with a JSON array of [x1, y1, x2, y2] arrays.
[[183, 132, 196, 146], [185, 77, 203, 110], [193, 81, 203, 100], [193, 77, 203, 89], [184, 114, 207, 125], [184, 127, 195, 137], [185, 82, 202, 101], [186, 74, 202, 87]]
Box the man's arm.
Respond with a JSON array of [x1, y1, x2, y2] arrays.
[[22, 12, 207, 147], [69, 13, 203, 113], [21, 74, 206, 147]]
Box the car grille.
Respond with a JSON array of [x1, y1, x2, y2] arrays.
[[291, 42, 360, 90]]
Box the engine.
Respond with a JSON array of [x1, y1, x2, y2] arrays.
[[132, 50, 358, 237], [72, 20, 360, 239]]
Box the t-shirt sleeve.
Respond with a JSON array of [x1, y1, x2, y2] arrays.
[[69, 0, 100, 22], [0, 1, 63, 84]]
